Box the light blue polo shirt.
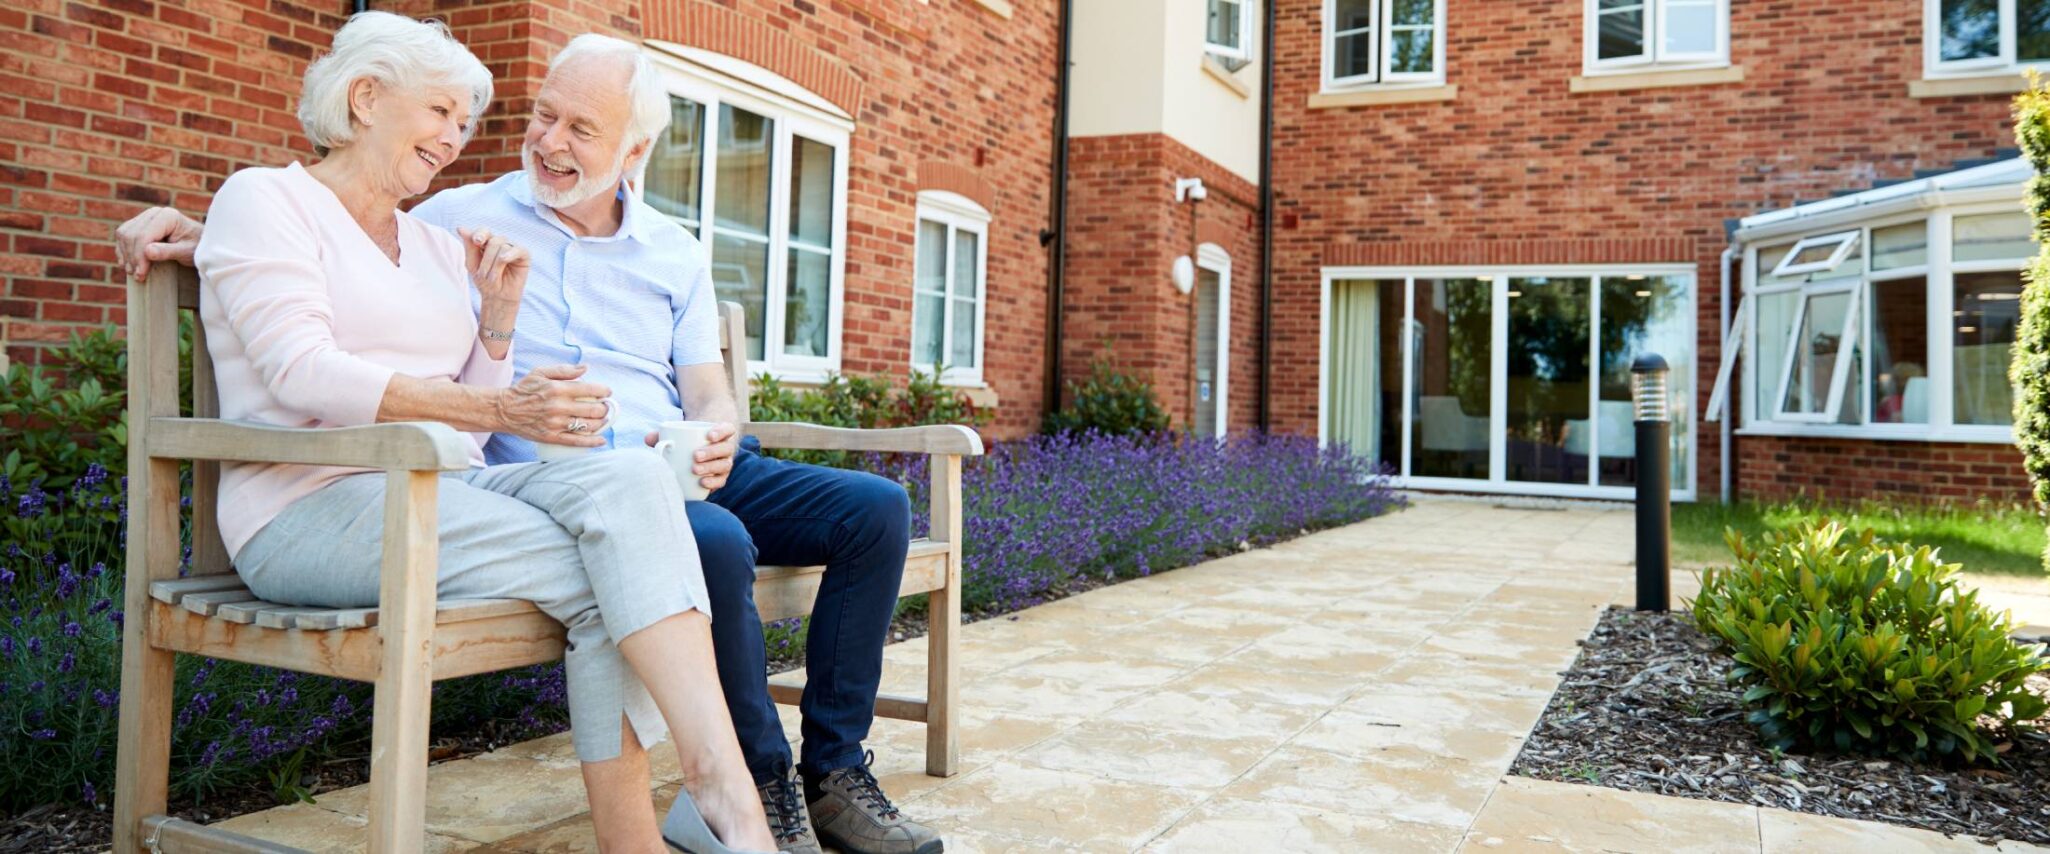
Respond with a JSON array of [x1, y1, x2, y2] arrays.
[[410, 172, 723, 464]]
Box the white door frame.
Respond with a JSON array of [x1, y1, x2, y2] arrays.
[[1196, 243, 1233, 437]]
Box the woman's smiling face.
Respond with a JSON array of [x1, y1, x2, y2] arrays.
[[357, 80, 471, 197]]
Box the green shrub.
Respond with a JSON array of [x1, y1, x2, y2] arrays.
[[2, 327, 132, 489], [1692, 521, 2050, 763], [747, 367, 987, 468], [1041, 357, 1171, 437], [2015, 75, 2050, 573]]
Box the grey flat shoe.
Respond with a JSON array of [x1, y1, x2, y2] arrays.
[[663, 786, 776, 854]]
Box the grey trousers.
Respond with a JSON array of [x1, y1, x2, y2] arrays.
[[235, 448, 710, 762]]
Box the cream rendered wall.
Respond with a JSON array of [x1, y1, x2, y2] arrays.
[[1068, 0, 1169, 139], [1160, 0, 1263, 184]]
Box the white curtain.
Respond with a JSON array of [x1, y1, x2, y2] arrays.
[[1329, 281, 1381, 463]]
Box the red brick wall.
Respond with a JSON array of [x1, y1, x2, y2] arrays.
[[1061, 132, 1262, 432], [1268, 0, 2024, 501], [0, 0, 347, 365], [0, 0, 1061, 438], [1736, 436, 2031, 503]]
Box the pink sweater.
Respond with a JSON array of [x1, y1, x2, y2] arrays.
[[194, 163, 514, 557]]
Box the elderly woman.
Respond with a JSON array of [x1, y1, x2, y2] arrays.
[[187, 12, 774, 853]]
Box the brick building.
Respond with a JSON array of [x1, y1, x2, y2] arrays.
[[1270, 0, 2036, 503], [1, 0, 2041, 504]]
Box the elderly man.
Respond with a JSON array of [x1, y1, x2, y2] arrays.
[[116, 33, 941, 854]]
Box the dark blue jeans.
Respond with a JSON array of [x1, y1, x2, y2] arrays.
[[686, 437, 911, 784]]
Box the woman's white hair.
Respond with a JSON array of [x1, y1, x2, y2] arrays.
[[549, 34, 672, 180], [296, 11, 493, 157]]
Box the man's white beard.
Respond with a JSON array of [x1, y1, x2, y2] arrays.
[[524, 140, 629, 208]]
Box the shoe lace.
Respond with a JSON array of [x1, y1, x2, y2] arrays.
[[761, 774, 809, 842], [837, 751, 901, 821]]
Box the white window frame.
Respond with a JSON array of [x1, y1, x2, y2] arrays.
[[1719, 205, 2025, 444], [1195, 242, 1234, 438], [1322, 0, 1447, 90], [1207, 0, 1254, 62], [1770, 230, 1860, 277], [1582, 0, 1731, 74], [1768, 278, 1863, 424], [911, 190, 990, 387], [645, 49, 854, 383], [1924, 0, 2047, 79], [1318, 264, 1700, 503]]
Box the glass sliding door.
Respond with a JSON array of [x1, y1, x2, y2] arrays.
[[1328, 279, 1404, 471], [1597, 275, 1693, 487], [1410, 277, 1493, 480], [1325, 267, 1696, 499], [1505, 276, 1591, 484]]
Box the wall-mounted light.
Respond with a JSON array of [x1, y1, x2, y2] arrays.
[[1172, 255, 1196, 294]]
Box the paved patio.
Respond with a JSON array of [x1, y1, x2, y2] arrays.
[[213, 500, 2049, 852]]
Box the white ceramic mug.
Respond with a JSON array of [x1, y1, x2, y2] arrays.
[[533, 397, 618, 462], [654, 420, 716, 501]]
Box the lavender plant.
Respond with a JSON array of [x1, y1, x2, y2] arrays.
[[3, 428, 1396, 812]]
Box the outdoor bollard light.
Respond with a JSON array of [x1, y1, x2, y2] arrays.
[[1632, 353, 1672, 613]]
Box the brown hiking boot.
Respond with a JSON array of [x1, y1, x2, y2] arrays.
[[759, 768, 824, 854], [806, 752, 944, 854]]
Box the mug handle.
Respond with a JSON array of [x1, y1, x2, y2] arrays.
[[654, 439, 674, 462]]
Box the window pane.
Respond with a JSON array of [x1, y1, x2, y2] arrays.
[[1335, 0, 1375, 30], [1941, 0, 2001, 61], [1598, 6, 1648, 61], [1868, 277, 1929, 424], [1754, 291, 1799, 417], [1194, 268, 1224, 436], [1779, 291, 1853, 416], [1207, 0, 1241, 49], [1871, 222, 1928, 270], [2024, 0, 2050, 61], [712, 234, 768, 361], [1954, 271, 2022, 426], [950, 230, 979, 368], [1393, 0, 1434, 25], [913, 220, 947, 366], [1954, 212, 2036, 262], [1597, 275, 1693, 487], [784, 249, 830, 359], [1505, 277, 1591, 485], [715, 105, 773, 236], [1389, 27, 1435, 74], [645, 96, 704, 226], [1336, 32, 1377, 79], [1327, 280, 1403, 471], [1411, 278, 1493, 479], [788, 136, 834, 251], [1663, 0, 1718, 55]]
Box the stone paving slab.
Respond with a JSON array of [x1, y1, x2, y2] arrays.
[[206, 500, 2050, 853]]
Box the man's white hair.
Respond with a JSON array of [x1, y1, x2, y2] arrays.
[[296, 11, 493, 157], [549, 33, 672, 182]]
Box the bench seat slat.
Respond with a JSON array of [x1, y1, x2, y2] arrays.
[[149, 574, 251, 606]]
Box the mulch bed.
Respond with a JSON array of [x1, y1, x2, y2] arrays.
[[1511, 606, 2050, 846]]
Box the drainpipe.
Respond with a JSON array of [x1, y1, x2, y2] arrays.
[[352, 0, 367, 13], [1256, 0, 1277, 432], [1042, 0, 1074, 420], [1718, 243, 1738, 504]]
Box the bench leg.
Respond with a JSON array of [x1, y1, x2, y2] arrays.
[[924, 576, 960, 777], [368, 471, 438, 851], [112, 610, 176, 853]]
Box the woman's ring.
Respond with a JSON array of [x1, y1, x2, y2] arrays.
[[568, 418, 589, 434]]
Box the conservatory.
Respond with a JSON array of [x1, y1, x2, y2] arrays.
[[1707, 157, 2034, 446]]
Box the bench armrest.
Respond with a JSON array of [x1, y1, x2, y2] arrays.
[[147, 418, 474, 471], [743, 422, 984, 456]]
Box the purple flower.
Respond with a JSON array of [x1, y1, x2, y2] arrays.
[[61, 621, 81, 638], [57, 652, 75, 673], [25, 637, 41, 654], [81, 780, 97, 805], [30, 729, 56, 740]]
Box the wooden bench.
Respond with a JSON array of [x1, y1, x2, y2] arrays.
[[111, 264, 981, 853]]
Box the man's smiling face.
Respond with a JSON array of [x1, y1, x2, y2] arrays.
[[522, 53, 638, 208]]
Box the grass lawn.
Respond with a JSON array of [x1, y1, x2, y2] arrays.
[[1672, 499, 2048, 577]]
